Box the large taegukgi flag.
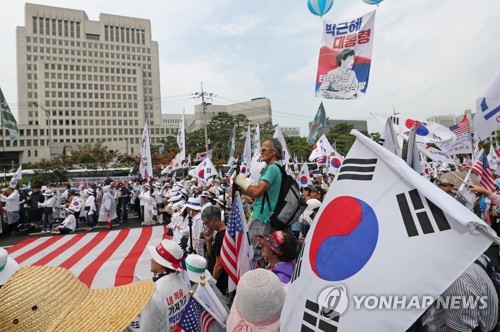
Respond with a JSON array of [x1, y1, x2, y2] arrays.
[[281, 130, 495, 331], [316, 11, 376, 100]]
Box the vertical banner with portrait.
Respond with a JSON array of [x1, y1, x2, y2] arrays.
[[315, 11, 376, 100]]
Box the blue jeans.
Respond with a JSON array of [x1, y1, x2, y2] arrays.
[[86, 211, 94, 228], [42, 212, 53, 231], [58, 226, 73, 234]]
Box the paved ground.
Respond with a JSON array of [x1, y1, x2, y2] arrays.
[[0, 215, 146, 248]]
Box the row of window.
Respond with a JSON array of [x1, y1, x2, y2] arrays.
[[43, 81, 139, 90], [27, 36, 152, 54], [104, 25, 146, 45], [32, 16, 81, 38], [2, 130, 169, 148], [28, 45, 152, 62], [42, 63, 139, 75], [27, 52, 152, 63]]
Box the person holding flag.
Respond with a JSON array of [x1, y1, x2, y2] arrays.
[[234, 138, 283, 258]]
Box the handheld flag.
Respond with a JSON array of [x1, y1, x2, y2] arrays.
[[193, 156, 217, 183], [243, 125, 253, 167], [471, 150, 497, 191], [474, 69, 500, 141], [220, 193, 253, 293], [437, 114, 472, 155], [177, 111, 186, 161], [9, 165, 22, 188], [0, 88, 19, 141], [281, 129, 495, 331], [227, 123, 237, 158], [139, 122, 153, 180], [297, 162, 312, 188], [309, 134, 334, 162], [273, 126, 291, 165], [373, 113, 456, 144], [252, 123, 261, 154], [195, 150, 213, 163], [307, 102, 328, 145]]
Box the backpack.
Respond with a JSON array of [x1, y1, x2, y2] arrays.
[[262, 163, 302, 231]]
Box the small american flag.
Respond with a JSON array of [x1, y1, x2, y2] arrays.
[[449, 114, 470, 135], [471, 150, 497, 191], [179, 297, 215, 332], [220, 193, 253, 292]]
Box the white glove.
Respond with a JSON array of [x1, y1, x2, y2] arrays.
[[235, 174, 250, 191]]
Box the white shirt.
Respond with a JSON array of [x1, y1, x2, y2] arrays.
[[1, 190, 20, 212], [140, 272, 189, 332], [60, 214, 77, 231]]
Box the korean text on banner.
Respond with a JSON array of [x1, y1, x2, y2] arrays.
[[316, 11, 376, 100]]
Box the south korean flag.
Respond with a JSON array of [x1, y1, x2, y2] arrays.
[[281, 129, 495, 331]]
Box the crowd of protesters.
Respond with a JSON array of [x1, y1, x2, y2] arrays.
[[2, 137, 500, 331]]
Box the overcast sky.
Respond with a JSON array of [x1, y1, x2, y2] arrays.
[[1, 0, 499, 136]]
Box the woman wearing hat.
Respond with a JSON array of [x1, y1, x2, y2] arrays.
[[53, 207, 77, 234], [140, 239, 190, 332], [226, 269, 285, 331], [39, 189, 55, 233], [254, 230, 298, 283], [0, 247, 19, 287], [179, 197, 204, 255]]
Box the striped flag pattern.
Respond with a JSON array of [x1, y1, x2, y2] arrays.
[[6, 226, 170, 289], [449, 114, 470, 135], [471, 150, 497, 191], [179, 297, 216, 332], [220, 194, 253, 292]]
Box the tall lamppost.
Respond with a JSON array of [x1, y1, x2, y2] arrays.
[[32, 102, 52, 160]]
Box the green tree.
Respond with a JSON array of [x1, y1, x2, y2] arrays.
[[66, 141, 120, 177], [285, 136, 311, 161], [185, 128, 207, 157], [326, 123, 356, 156], [259, 120, 276, 139]]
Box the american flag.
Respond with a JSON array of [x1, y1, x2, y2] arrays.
[[5, 226, 171, 288], [179, 297, 215, 332], [220, 193, 253, 292], [449, 114, 470, 135], [471, 150, 497, 191]]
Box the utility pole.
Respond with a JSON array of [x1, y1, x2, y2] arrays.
[[193, 83, 215, 151]]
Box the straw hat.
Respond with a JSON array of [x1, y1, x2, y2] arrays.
[[184, 254, 211, 283], [0, 266, 154, 331], [147, 239, 184, 271], [0, 247, 19, 285]]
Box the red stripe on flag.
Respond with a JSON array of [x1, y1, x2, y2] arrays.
[[6, 237, 38, 254], [14, 235, 65, 264], [79, 229, 131, 287], [236, 234, 243, 278], [32, 233, 87, 266], [114, 227, 153, 286], [59, 231, 108, 270]]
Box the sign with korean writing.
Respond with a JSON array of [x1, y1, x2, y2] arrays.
[[316, 11, 376, 100]]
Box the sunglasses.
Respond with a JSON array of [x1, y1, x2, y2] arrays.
[[261, 148, 275, 153]]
